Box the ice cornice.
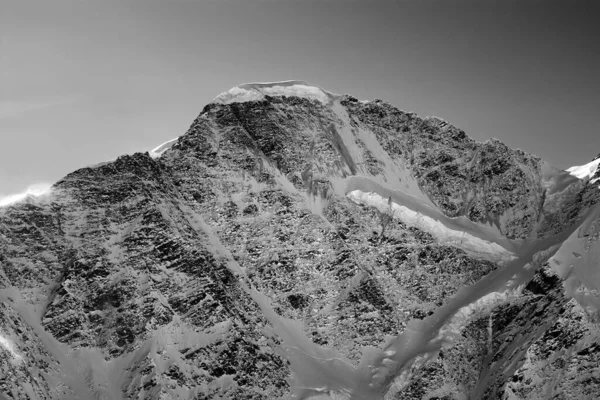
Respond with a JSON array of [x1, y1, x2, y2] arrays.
[[211, 80, 338, 105], [149, 137, 178, 159]]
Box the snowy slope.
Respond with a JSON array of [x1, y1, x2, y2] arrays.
[[347, 190, 515, 261], [0, 183, 52, 207], [566, 156, 600, 185]]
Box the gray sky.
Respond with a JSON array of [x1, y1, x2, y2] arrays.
[[1, 0, 598, 198]]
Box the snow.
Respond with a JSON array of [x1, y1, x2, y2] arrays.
[[347, 190, 515, 261], [211, 80, 335, 105], [0, 332, 23, 363], [0, 183, 52, 207], [86, 137, 179, 168], [149, 137, 178, 159], [566, 158, 600, 180]]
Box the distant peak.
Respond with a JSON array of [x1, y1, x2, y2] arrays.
[[211, 80, 337, 105]]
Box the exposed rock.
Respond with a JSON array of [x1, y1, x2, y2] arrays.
[[1, 81, 600, 399]]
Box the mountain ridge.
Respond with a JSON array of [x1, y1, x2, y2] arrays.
[[1, 82, 600, 399]]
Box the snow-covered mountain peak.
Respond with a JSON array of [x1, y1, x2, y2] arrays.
[[211, 80, 337, 105], [566, 157, 600, 184]]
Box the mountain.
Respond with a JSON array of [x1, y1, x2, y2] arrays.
[[1, 81, 600, 400], [567, 156, 600, 187]]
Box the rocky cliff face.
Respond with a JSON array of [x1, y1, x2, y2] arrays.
[[1, 81, 600, 400]]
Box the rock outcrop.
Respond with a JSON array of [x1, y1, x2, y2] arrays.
[[1, 81, 600, 399]]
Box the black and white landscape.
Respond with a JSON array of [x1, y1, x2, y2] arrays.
[[2, 1, 600, 399], [1, 80, 600, 399]]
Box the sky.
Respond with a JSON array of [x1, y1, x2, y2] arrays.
[[1, 0, 599, 199]]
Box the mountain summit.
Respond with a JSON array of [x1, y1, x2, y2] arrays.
[[211, 80, 336, 105], [1, 82, 600, 400]]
